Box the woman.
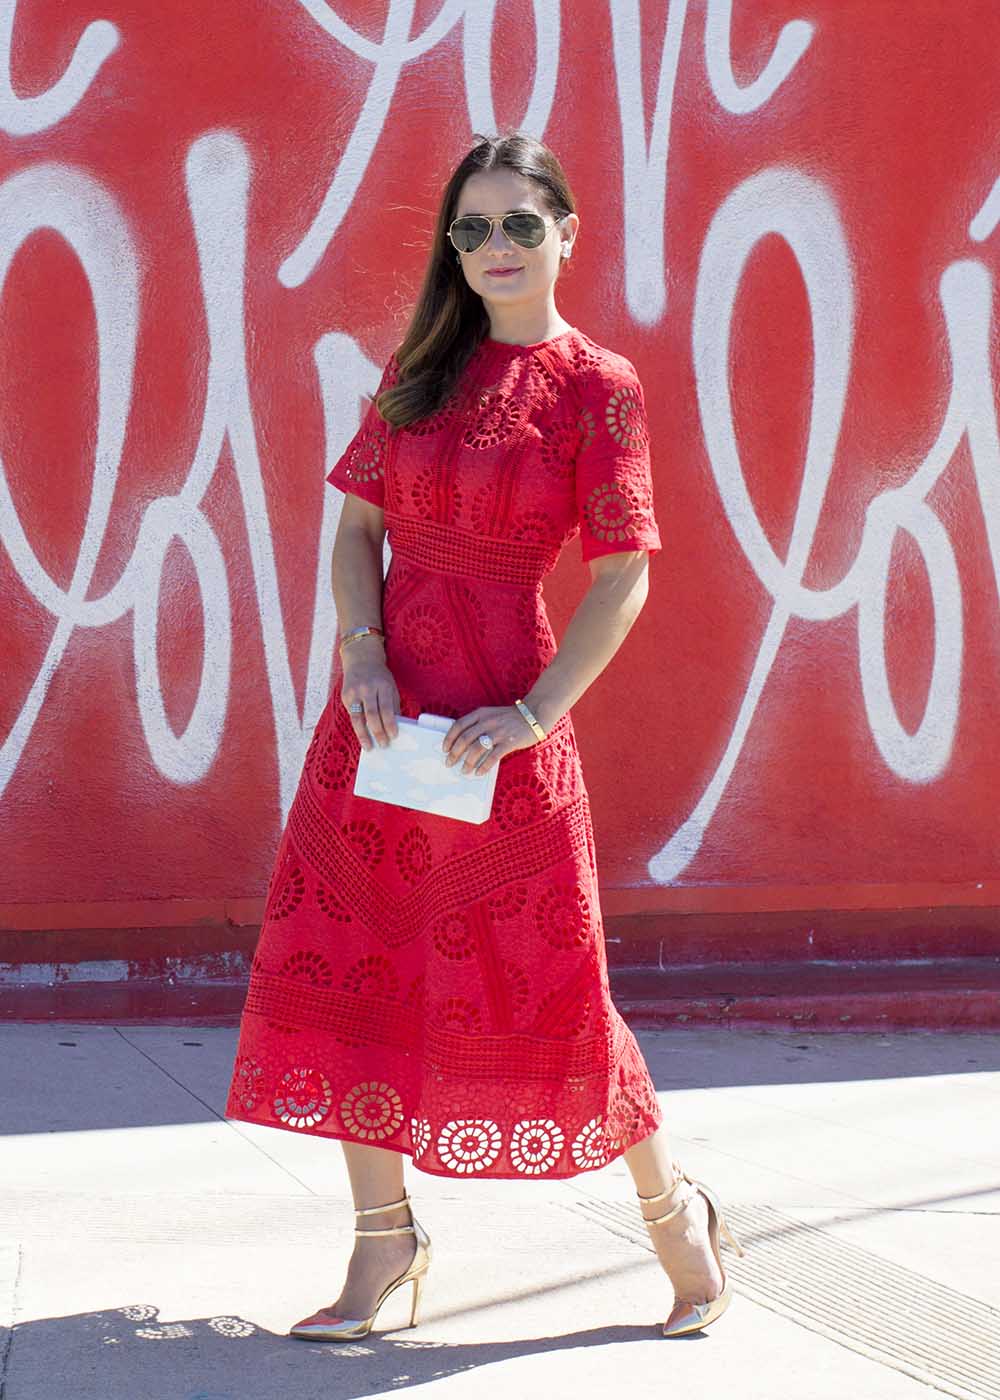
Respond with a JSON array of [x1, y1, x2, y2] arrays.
[[224, 131, 744, 1340]]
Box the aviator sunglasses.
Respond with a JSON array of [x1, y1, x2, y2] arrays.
[[448, 210, 567, 254]]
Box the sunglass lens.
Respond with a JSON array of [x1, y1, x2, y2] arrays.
[[451, 216, 491, 252], [502, 213, 547, 247]]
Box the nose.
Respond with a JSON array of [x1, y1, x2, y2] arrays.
[[488, 220, 516, 252]]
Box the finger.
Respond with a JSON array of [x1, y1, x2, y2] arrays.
[[378, 688, 399, 741], [345, 696, 375, 750], [364, 697, 387, 747], [470, 747, 500, 776], [461, 735, 500, 775], [353, 715, 375, 751], [366, 696, 395, 748], [444, 733, 479, 767], [442, 712, 482, 754]]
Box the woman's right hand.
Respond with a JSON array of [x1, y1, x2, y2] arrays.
[[340, 643, 400, 750]]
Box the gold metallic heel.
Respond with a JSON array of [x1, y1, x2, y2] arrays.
[[288, 1191, 432, 1341], [637, 1160, 746, 1337]]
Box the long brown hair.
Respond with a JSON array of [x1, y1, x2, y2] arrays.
[[375, 131, 576, 429]]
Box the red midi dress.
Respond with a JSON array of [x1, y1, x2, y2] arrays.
[[224, 325, 665, 1178]]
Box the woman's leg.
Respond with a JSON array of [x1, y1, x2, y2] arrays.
[[623, 1122, 724, 1305], [322, 1141, 418, 1319]]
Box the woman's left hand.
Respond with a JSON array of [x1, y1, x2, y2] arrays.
[[442, 704, 540, 777]]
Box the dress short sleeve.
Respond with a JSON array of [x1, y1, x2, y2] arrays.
[[325, 353, 400, 508], [574, 356, 662, 563]]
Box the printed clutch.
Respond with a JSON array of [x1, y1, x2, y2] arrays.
[[353, 712, 499, 824]]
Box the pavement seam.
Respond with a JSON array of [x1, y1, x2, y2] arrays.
[[111, 1027, 319, 1196], [0, 1245, 23, 1400]]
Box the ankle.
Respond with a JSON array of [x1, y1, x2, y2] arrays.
[[354, 1193, 410, 1218], [353, 1195, 414, 1242], [636, 1159, 687, 1209]]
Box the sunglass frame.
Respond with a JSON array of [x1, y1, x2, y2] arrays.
[[448, 211, 567, 254]]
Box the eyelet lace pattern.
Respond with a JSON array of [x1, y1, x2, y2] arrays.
[[225, 327, 663, 1177]]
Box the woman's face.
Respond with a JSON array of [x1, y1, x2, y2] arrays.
[[452, 168, 576, 317]]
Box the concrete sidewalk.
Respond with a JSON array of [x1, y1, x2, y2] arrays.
[[0, 1022, 997, 1400]]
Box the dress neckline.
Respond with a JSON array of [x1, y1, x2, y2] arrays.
[[482, 325, 576, 352]]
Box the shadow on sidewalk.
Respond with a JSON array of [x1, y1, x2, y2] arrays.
[[4, 1300, 692, 1400]]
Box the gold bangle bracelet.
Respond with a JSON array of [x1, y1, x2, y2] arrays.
[[339, 625, 384, 652], [514, 697, 546, 740]]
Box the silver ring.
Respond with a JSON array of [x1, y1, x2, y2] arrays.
[[348, 702, 364, 714], [477, 733, 494, 750]]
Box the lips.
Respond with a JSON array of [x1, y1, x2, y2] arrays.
[[486, 267, 522, 277]]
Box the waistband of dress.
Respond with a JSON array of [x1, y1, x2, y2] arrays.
[[385, 511, 560, 586]]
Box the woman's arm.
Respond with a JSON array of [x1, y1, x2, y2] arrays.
[[332, 496, 386, 637], [523, 551, 651, 734], [333, 497, 399, 747]]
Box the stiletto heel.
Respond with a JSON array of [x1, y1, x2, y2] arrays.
[[718, 1208, 746, 1258], [637, 1160, 746, 1337], [289, 1191, 432, 1341], [409, 1269, 424, 1327]]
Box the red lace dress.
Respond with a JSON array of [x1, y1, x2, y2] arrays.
[[224, 325, 664, 1178]]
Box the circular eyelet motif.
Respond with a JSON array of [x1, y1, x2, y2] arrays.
[[273, 1067, 333, 1128], [342, 818, 385, 868], [431, 911, 476, 960], [583, 481, 637, 543], [344, 423, 387, 484], [410, 1115, 431, 1156], [310, 728, 353, 790], [487, 884, 529, 920], [396, 826, 433, 885], [463, 385, 522, 449], [570, 1114, 616, 1169], [267, 863, 305, 921], [607, 1087, 649, 1142], [399, 602, 452, 666], [494, 773, 554, 831], [510, 1118, 566, 1174], [609, 1076, 660, 1141], [409, 467, 440, 518], [539, 416, 578, 480], [436, 995, 484, 1032], [436, 1118, 502, 1173], [535, 883, 592, 949], [316, 883, 353, 922], [341, 953, 399, 999], [281, 949, 334, 986], [576, 406, 597, 453], [340, 1080, 404, 1142], [233, 1055, 263, 1111], [512, 507, 556, 544], [604, 384, 647, 449]]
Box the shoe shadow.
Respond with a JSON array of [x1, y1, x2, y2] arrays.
[[4, 1302, 682, 1399]]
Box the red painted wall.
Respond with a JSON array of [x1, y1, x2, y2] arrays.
[[3, 0, 999, 990]]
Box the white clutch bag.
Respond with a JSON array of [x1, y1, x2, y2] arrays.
[[353, 712, 499, 824]]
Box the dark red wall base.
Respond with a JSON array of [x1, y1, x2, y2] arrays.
[[1, 905, 998, 1029], [2, 958, 997, 1031]]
